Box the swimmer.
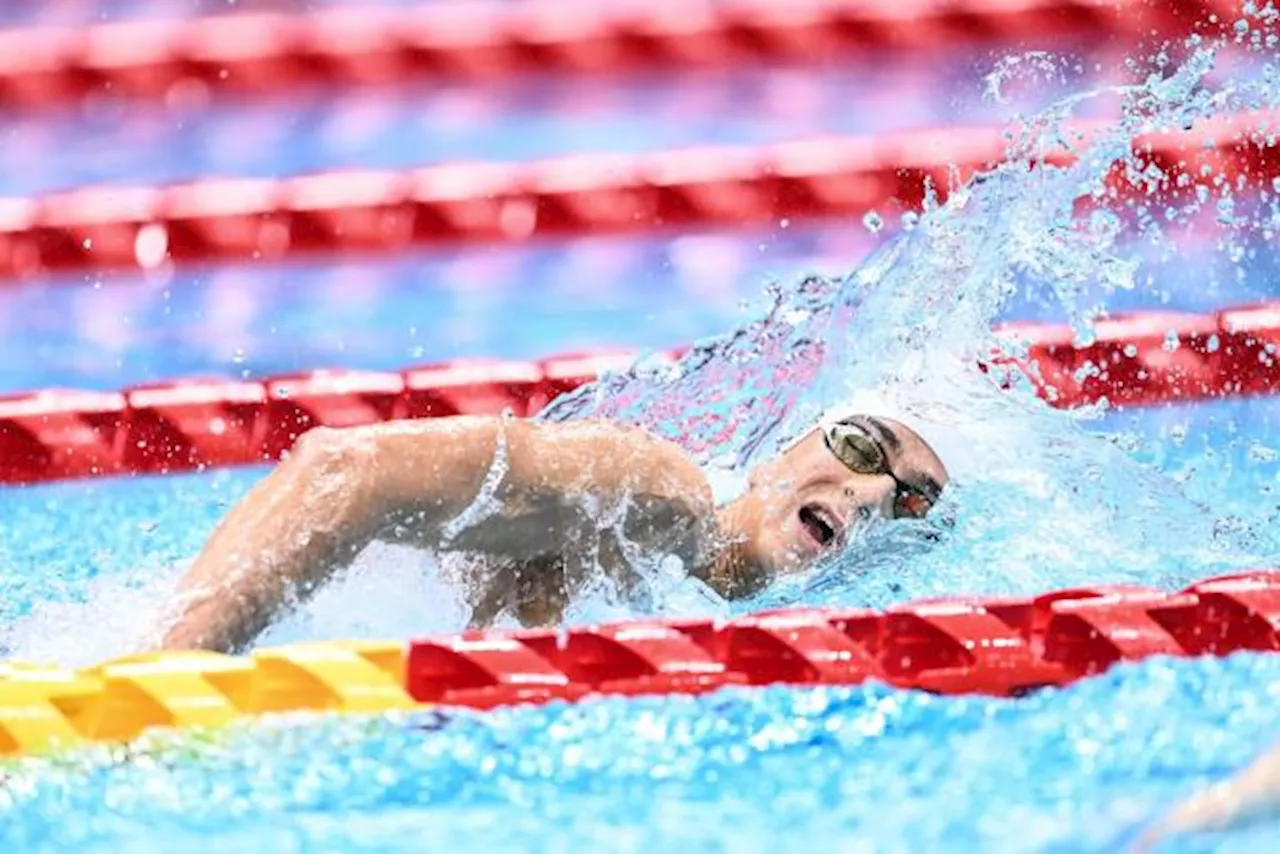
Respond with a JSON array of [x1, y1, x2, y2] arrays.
[[155, 409, 948, 653]]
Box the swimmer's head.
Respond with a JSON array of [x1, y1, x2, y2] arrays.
[[706, 402, 949, 597]]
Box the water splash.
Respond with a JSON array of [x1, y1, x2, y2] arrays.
[[543, 24, 1280, 613], [984, 52, 1085, 106]]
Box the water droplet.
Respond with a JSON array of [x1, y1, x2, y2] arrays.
[[1207, 334, 1221, 353], [1248, 442, 1278, 463], [1123, 344, 1139, 357], [1073, 363, 1100, 383], [1217, 196, 1237, 225], [231, 348, 246, 364], [1163, 330, 1181, 352], [862, 211, 884, 233]]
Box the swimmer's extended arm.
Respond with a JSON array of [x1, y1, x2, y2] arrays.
[[1135, 739, 1280, 851], [156, 416, 714, 653]]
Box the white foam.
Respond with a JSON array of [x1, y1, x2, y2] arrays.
[[3, 567, 182, 668], [254, 542, 469, 649]]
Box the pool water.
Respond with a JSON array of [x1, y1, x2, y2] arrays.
[[4, 4, 1280, 854], [3, 655, 1280, 853], [2, 222, 1278, 393]]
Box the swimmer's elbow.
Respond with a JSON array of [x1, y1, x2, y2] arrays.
[[289, 427, 363, 476], [284, 426, 383, 512], [291, 424, 354, 459]]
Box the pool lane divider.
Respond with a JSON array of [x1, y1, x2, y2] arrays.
[[0, 0, 1219, 115], [0, 109, 1270, 282], [2, 569, 1279, 757], [3, 299, 1280, 485]]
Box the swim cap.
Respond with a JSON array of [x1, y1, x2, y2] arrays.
[[794, 386, 964, 474]]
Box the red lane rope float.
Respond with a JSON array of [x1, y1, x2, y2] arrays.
[[0, 0, 1222, 114], [2, 301, 1279, 485], [406, 569, 1280, 707], [0, 112, 1274, 283], [3, 569, 1279, 756]]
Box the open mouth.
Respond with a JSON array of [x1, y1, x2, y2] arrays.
[[798, 503, 841, 549]]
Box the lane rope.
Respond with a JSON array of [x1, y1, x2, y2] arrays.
[[0, 113, 1271, 281], [2, 301, 1277, 485], [0, 0, 1219, 114], [2, 570, 1277, 756]]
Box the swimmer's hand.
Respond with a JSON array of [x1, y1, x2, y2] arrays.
[[153, 416, 713, 653], [1133, 738, 1280, 852]]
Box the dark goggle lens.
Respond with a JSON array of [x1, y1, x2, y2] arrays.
[[827, 424, 884, 474], [827, 422, 935, 520]]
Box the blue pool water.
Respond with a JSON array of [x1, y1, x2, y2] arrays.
[[0, 46, 1112, 196], [4, 4, 1280, 854], [3, 655, 1280, 853], [1, 220, 1276, 394]]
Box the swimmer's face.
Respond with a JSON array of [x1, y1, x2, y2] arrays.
[[724, 415, 948, 592]]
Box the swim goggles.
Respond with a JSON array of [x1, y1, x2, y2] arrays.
[[821, 418, 939, 520]]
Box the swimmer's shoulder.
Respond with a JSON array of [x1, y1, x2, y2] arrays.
[[526, 417, 713, 507], [514, 418, 716, 584]]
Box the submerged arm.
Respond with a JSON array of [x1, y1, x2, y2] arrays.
[[1137, 738, 1280, 850], [156, 416, 713, 653]]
